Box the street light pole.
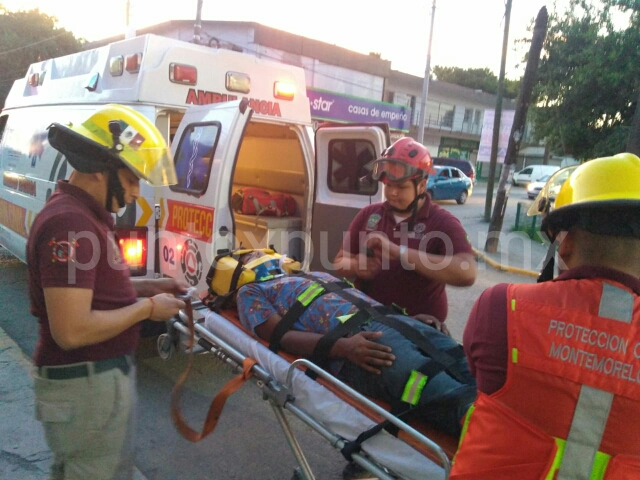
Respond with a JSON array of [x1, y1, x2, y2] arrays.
[[483, 0, 512, 222], [417, 0, 436, 144]]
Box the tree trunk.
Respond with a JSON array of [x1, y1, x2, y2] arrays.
[[485, 7, 549, 253]]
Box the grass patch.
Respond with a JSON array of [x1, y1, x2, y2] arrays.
[[510, 224, 547, 243]]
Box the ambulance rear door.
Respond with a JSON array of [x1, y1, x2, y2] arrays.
[[156, 100, 252, 290], [309, 124, 389, 272]]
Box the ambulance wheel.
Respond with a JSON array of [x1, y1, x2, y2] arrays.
[[157, 333, 175, 360]]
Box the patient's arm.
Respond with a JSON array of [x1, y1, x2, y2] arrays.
[[255, 313, 395, 375]]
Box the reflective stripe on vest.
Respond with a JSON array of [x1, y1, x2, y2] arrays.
[[401, 370, 428, 406], [554, 284, 633, 479]]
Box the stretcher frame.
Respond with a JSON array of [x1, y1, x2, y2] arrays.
[[159, 299, 452, 480]]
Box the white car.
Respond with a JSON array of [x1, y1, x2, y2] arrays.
[[527, 174, 552, 199], [513, 165, 559, 186]]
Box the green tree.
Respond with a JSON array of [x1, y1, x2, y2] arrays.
[[432, 65, 521, 99], [0, 6, 83, 108], [531, 0, 640, 159]]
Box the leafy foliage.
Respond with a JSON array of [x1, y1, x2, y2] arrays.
[[432, 65, 521, 99], [0, 6, 83, 108], [531, 0, 640, 159]]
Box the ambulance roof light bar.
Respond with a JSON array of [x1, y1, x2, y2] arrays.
[[274, 81, 295, 100], [125, 53, 142, 73], [226, 71, 250, 94], [110, 55, 124, 76], [169, 63, 197, 85]]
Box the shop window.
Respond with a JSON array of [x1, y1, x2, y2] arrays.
[[327, 139, 378, 195], [171, 122, 220, 196]]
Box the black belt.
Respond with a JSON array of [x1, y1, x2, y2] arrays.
[[38, 355, 133, 380]]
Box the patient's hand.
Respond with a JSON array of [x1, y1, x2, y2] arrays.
[[413, 314, 451, 336], [336, 331, 395, 375]]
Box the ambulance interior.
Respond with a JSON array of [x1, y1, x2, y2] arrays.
[[166, 112, 307, 262], [231, 122, 307, 261]]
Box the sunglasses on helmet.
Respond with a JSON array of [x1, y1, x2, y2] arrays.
[[370, 159, 426, 182]]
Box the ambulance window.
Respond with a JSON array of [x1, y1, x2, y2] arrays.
[[171, 122, 220, 196], [327, 139, 378, 195]]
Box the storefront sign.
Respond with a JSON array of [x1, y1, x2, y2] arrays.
[[307, 88, 411, 132], [477, 109, 515, 163]]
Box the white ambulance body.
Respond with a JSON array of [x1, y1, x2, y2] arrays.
[[0, 33, 389, 291]]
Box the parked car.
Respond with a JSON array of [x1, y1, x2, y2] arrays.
[[527, 174, 552, 199], [432, 157, 476, 184], [512, 164, 559, 186], [427, 166, 472, 204], [526, 165, 579, 216]]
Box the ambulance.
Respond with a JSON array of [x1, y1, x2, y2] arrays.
[[0, 33, 389, 291]]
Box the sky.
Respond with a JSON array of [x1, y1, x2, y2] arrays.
[[2, 0, 575, 79]]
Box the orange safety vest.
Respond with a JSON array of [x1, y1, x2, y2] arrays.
[[451, 279, 640, 479]]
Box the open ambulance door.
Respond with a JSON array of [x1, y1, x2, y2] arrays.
[[156, 100, 252, 290], [309, 124, 389, 272]]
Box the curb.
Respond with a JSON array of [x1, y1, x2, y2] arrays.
[[473, 248, 539, 278]]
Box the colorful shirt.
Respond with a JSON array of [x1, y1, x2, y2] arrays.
[[27, 181, 139, 366], [237, 272, 381, 374], [344, 198, 474, 321]]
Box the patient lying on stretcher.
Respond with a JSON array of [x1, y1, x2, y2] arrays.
[[234, 251, 477, 438]]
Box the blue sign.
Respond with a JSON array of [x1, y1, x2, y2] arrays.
[[307, 88, 411, 132]]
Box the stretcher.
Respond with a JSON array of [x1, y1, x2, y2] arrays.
[[158, 296, 458, 480]]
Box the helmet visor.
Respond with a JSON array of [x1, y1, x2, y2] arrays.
[[122, 146, 178, 187], [527, 165, 578, 217], [370, 159, 424, 182]]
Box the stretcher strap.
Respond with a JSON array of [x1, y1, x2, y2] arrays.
[[170, 299, 257, 442]]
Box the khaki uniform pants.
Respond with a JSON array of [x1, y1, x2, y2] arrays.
[[33, 362, 137, 480]]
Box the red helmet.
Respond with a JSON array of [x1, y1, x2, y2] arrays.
[[370, 137, 432, 183]]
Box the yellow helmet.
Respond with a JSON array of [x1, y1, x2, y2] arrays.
[[48, 104, 177, 186], [542, 153, 640, 237], [526, 165, 579, 217]]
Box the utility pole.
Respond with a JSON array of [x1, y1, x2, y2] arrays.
[[483, 0, 512, 222], [193, 0, 204, 45], [627, 90, 640, 156], [124, 0, 136, 39], [417, 0, 436, 144], [485, 7, 549, 253]]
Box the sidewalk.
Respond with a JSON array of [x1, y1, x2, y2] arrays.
[[463, 214, 549, 278]]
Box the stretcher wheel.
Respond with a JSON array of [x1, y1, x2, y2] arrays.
[[157, 333, 175, 360]]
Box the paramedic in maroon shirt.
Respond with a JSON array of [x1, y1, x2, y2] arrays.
[[333, 138, 477, 330], [27, 105, 186, 480], [455, 155, 640, 477]]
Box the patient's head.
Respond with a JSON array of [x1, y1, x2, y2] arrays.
[[239, 250, 267, 265]]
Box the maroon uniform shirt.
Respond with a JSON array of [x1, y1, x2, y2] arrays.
[[463, 266, 640, 395], [27, 181, 139, 366], [345, 198, 473, 321]]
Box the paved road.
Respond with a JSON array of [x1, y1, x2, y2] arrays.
[[0, 182, 544, 479]]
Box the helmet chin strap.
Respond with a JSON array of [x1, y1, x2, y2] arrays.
[[106, 167, 126, 211], [386, 179, 426, 230]]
